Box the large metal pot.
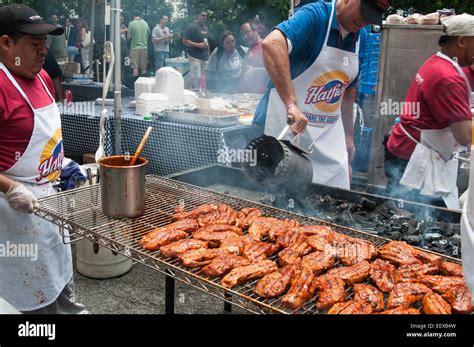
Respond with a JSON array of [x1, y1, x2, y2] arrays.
[[97, 155, 148, 218]]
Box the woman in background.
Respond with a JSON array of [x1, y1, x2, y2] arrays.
[[77, 18, 92, 73]]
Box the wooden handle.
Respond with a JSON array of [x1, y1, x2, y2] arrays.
[[129, 126, 153, 166]]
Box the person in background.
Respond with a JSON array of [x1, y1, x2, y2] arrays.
[[385, 14, 473, 209], [77, 18, 92, 73], [238, 22, 268, 94], [64, 17, 78, 63], [120, 15, 129, 81], [47, 14, 67, 63], [44, 42, 64, 103], [128, 11, 150, 77], [254, 0, 381, 190], [0, 3, 87, 314], [182, 9, 210, 90], [152, 15, 172, 71], [206, 31, 245, 94]]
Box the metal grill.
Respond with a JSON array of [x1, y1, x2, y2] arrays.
[[35, 175, 461, 314]]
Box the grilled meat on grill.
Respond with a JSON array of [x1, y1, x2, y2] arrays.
[[305, 234, 335, 253], [219, 235, 254, 255], [379, 241, 421, 267], [236, 208, 262, 229], [254, 264, 300, 299], [247, 217, 281, 241], [354, 284, 385, 312], [370, 259, 397, 293], [387, 282, 432, 309], [197, 204, 238, 227], [221, 260, 278, 288], [419, 275, 466, 289], [313, 274, 346, 311], [281, 268, 318, 310], [201, 254, 251, 278], [441, 285, 474, 314], [173, 204, 218, 221], [422, 292, 452, 314], [242, 240, 280, 262], [160, 239, 208, 258], [267, 219, 300, 242], [439, 262, 464, 277], [278, 242, 312, 266], [179, 248, 232, 268], [379, 307, 421, 315], [140, 219, 200, 251], [395, 263, 439, 283], [338, 239, 378, 266], [328, 300, 373, 314], [192, 225, 243, 246], [412, 249, 443, 268], [301, 251, 335, 275], [298, 225, 336, 238], [327, 260, 371, 285], [276, 229, 307, 248]]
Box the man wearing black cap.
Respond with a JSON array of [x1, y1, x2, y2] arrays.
[[254, 0, 389, 190], [0, 4, 87, 314]]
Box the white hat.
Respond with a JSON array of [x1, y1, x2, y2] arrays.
[[441, 13, 474, 36]]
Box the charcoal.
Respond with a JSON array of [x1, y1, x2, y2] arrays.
[[423, 233, 442, 242], [403, 234, 422, 245], [432, 239, 449, 249], [387, 231, 402, 240], [360, 198, 377, 211]]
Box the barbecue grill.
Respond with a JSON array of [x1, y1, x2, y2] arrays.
[[35, 175, 462, 314]]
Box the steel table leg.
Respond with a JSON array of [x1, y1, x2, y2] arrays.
[[165, 270, 175, 315], [224, 292, 232, 313]]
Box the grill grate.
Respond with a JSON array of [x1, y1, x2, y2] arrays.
[[35, 175, 461, 314]]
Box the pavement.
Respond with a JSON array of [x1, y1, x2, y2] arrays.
[[72, 247, 249, 315]]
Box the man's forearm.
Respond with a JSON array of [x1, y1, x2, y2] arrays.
[[0, 174, 15, 194], [262, 30, 297, 109]]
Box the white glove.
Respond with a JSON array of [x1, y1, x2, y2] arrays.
[[5, 183, 39, 214]]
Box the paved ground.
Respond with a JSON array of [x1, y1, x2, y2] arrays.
[[72, 247, 250, 314]]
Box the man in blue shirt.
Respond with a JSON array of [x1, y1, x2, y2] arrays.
[[255, 0, 389, 189]]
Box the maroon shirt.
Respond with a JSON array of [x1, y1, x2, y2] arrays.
[[387, 55, 471, 160]]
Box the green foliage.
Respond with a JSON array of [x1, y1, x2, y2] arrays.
[[390, 0, 474, 14]]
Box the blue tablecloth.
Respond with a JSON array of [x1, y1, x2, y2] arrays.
[[60, 98, 263, 175]]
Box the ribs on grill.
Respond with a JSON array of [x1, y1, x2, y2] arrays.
[[300, 251, 335, 275], [197, 204, 238, 227], [179, 248, 232, 268], [221, 260, 278, 288], [140, 219, 199, 250], [236, 208, 262, 229], [354, 283, 385, 312], [395, 263, 439, 283], [370, 259, 397, 293], [379, 307, 421, 315], [278, 242, 312, 266], [192, 225, 243, 246], [378, 241, 422, 267], [246, 216, 281, 241], [173, 204, 218, 221], [201, 254, 251, 278], [281, 268, 318, 310], [313, 274, 346, 311], [275, 229, 307, 248], [242, 240, 280, 262], [422, 292, 452, 314], [441, 285, 474, 314], [328, 300, 373, 314], [219, 235, 254, 255], [254, 264, 300, 299], [267, 219, 300, 242], [327, 260, 371, 285], [338, 239, 378, 266], [160, 239, 208, 258], [387, 282, 432, 309], [419, 275, 466, 289], [439, 262, 464, 277]]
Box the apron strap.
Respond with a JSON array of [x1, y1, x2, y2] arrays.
[[436, 52, 472, 96], [37, 74, 55, 102], [323, 1, 336, 47], [0, 63, 35, 110]]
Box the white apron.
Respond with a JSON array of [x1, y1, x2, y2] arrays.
[[399, 53, 472, 210], [264, 1, 360, 189], [0, 63, 72, 311], [461, 187, 474, 305]]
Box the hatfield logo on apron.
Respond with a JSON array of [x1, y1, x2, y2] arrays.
[[305, 70, 351, 124], [37, 128, 64, 182]]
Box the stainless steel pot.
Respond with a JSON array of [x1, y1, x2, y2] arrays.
[[97, 155, 148, 218]]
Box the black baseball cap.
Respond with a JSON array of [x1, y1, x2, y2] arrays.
[[361, 0, 391, 26], [0, 4, 64, 36]]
